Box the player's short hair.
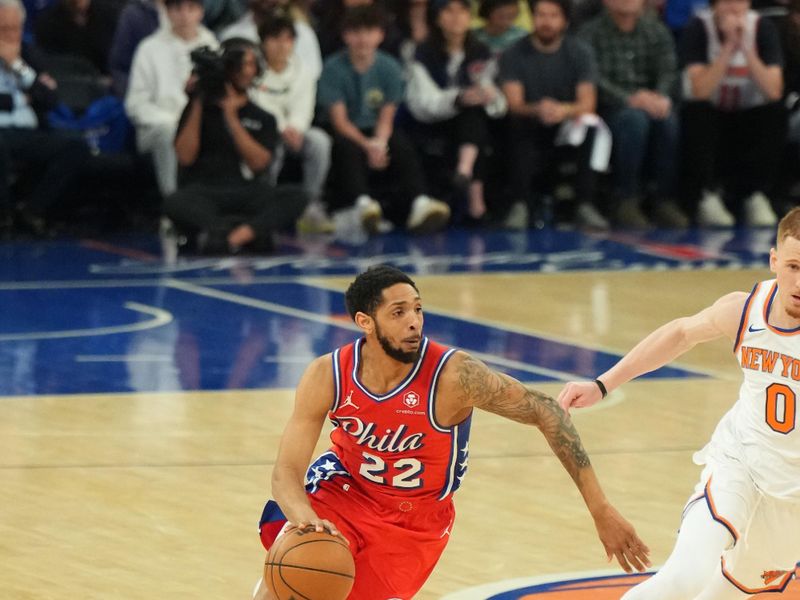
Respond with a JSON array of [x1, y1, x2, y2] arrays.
[[345, 266, 418, 319], [777, 207, 800, 246]]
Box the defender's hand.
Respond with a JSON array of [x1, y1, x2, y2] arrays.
[[592, 503, 651, 573], [557, 381, 603, 414]]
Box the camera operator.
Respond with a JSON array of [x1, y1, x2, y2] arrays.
[[0, 0, 89, 233], [164, 38, 308, 254]]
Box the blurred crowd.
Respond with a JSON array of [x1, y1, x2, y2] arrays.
[[2, 0, 800, 253]]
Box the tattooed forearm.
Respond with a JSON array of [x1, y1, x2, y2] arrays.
[[525, 389, 592, 480], [456, 355, 591, 481]]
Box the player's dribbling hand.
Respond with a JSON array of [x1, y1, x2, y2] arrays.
[[293, 519, 350, 546], [591, 503, 651, 574], [556, 381, 603, 414]]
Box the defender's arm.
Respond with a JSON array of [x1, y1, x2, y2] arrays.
[[558, 291, 747, 412]]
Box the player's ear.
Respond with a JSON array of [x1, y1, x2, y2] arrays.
[[769, 247, 778, 273], [354, 311, 374, 334]]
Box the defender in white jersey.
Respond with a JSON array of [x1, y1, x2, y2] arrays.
[[558, 207, 800, 599]]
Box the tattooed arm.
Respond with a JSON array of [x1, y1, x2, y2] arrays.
[[440, 351, 650, 573]]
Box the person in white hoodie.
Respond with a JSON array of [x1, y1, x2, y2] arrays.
[[218, 0, 322, 80], [125, 0, 217, 197], [251, 13, 333, 232]]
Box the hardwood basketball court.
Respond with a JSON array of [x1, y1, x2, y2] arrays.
[[1, 229, 796, 598]]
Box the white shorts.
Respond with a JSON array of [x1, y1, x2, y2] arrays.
[[683, 457, 800, 593]]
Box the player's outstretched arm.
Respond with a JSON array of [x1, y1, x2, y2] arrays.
[[271, 355, 344, 540], [557, 291, 748, 413], [441, 352, 650, 573]]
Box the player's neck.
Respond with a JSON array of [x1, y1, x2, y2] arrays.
[[359, 341, 415, 394], [769, 300, 800, 329]]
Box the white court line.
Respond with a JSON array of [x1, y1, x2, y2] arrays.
[[75, 355, 174, 363], [0, 275, 312, 290], [0, 302, 172, 342], [165, 279, 587, 381]]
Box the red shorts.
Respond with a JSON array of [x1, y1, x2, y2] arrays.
[[259, 478, 455, 600]]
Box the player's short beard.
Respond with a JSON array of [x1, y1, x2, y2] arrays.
[[375, 323, 420, 364]]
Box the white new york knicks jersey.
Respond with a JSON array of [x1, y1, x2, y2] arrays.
[[695, 279, 800, 499]]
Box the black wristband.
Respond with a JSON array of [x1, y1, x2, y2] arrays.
[[594, 379, 608, 398]]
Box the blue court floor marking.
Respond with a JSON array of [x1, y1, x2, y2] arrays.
[[0, 302, 172, 341], [171, 279, 708, 381], [0, 279, 707, 396], [165, 279, 582, 382], [163, 279, 707, 387], [299, 279, 732, 382]]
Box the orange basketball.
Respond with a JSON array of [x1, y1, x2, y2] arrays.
[[264, 527, 355, 600]]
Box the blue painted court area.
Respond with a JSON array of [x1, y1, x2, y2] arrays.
[[0, 280, 704, 396], [0, 226, 756, 396]]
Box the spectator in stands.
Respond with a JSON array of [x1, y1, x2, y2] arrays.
[[499, 0, 609, 229], [318, 5, 450, 234], [406, 0, 506, 222], [474, 0, 528, 54], [680, 0, 784, 226], [125, 0, 217, 197], [581, 0, 688, 228], [0, 0, 89, 233], [314, 0, 404, 58], [165, 39, 307, 254], [34, 0, 120, 74], [219, 0, 322, 79], [391, 0, 429, 63], [108, 0, 164, 97], [251, 14, 333, 232], [202, 0, 244, 31]]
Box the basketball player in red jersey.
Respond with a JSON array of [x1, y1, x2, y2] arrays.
[[253, 265, 650, 600]]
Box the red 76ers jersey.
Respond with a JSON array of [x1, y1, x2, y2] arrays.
[[311, 337, 472, 503]]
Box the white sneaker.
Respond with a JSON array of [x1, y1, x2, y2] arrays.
[[697, 190, 735, 227], [575, 202, 610, 230], [744, 191, 778, 227], [504, 201, 529, 230], [406, 195, 450, 233], [356, 196, 383, 234]]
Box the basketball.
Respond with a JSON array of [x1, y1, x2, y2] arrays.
[[264, 527, 355, 600]]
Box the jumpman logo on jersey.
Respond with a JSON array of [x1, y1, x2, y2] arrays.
[[341, 391, 359, 410], [440, 524, 452, 539]]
